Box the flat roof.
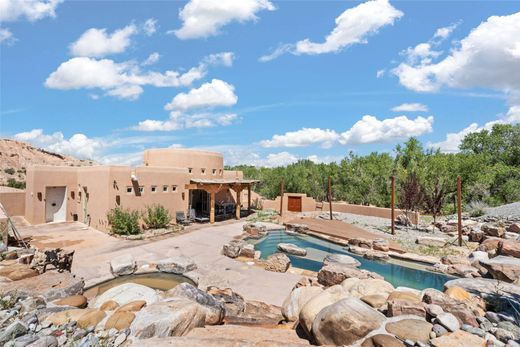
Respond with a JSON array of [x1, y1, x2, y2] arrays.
[[190, 178, 260, 185]]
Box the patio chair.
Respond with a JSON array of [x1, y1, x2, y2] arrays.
[[190, 208, 209, 223], [176, 211, 191, 226]]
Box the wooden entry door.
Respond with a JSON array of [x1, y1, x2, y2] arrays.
[[287, 196, 302, 212]]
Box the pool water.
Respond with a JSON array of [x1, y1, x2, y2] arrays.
[[251, 230, 454, 291]]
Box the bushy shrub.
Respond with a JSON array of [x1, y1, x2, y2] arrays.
[[6, 178, 25, 189], [107, 207, 141, 235], [466, 201, 488, 217], [3, 168, 15, 175], [143, 204, 171, 229]]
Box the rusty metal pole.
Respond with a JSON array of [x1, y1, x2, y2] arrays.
[[328, 176, 333, 220], [391, 176, 395, 235], [457, 176, 462, 247], [279, 176, 285, 217]]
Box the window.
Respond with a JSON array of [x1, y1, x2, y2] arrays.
[[151, 185, 157, 193], [172, 185, 178, 192], [126, 186, 133, 193], [115, 195, 121, 205], [212, 169, 217, 175], [188, 168, 193, 174], [71, 191, 75, 199], [139, 186, 144, 193], [182, 192, 185, 200], [201, 168, 206, 175], [163, 185, 168, 192], [219, 169, 223, 176]]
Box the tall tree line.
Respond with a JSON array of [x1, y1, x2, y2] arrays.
[[228, 124, 520, 215]]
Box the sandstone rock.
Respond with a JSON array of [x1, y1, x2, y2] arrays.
[[361, 294, 387, 308], [130, 298, 206, 338], [116, 300, 146, 312], [318, 264, 382, 286], [497, 321, 520, 340], [206, 287, 245, 316], [364, 250, 389, 261], [323, 253, 360, 267], [100, 300, 119, 311], [444, 286, 471, 302], [110, 254, 137, 276], [265, 253, 290, 273], [277, 243, 307, 256], [482, 224, 505, 238], [436, 312, 460, 332], [349, 245, 371, 255], [53, 294, 88, 308], [165, 282, 224, 325], [341, 278, 394, 299], [348, 238, 373, 249], [105, 311, 135, 330], [417, 236, 447, 247], [445, 278, 520, 310], [387, 290, 425, 317], [388, 290, 421, 303], [361, 334, 405, 347], [498, 239, 520, 258], [372, 239, 390, 252], [480, 255, 520, 282], [298, 285, 350, 335], [426, 304, 444, 318], [507, 223, 520, 233], [478, 238, 502, 255], [312, 297, 386, 346], [6, 267, 39, 281], [430, 330, 485, 347], [0, 320, 28, 344], [281, 286, 323, 321], [469, 230, 485, 242], [26, 336, 58, 347], [45, 308, 92, 325], [433, 323, 449, 337], [76, 309, 106, 329], [225, 300, 283, 326], [156, 256, 197, 274], [222, 240, 243, 258], [422, 288, 479, 327], [385, 319, 433, 343], [396, 214, 412, 226], [238, 244, 255, 258], [469, 251, 489, 263], [243, 223, 267, 236], [92, 283, 160, 308], [446, 264, 481, 278], [441, 255, 471, 266]]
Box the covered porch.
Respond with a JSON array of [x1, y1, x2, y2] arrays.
[[185, 178, 260, 224]]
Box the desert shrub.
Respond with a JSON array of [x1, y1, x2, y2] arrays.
[[466, 201, 488, 217], [3, 168, 15, 175], [6, 178, 25, 189], [107, 207, 141, 235], [143, 204, 171, 229]]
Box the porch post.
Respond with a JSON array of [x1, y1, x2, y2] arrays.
[[210, 190, 216, 224], [235, 187, 242, 220], [247, 185, 251, 212]]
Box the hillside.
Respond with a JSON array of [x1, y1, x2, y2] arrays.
[[0, 139, 95, 187]]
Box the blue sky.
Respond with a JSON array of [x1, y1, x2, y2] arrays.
[[1, 0, 519, 166]]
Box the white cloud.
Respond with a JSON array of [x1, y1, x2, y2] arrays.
[[259, 0, 402, 61], [45, 52, 234, 100], [173, 0, 275, 40], [376, 69, 385, 78], [143, 18, 157, 36], [0, 0, 62, 22], [0, 27, 15, 44], [391, 103, 428, 112], [69, 25, 138, 58], [433, 22, 460, 40], [428, 120, 499, 153], [260, 128, 339, 148], [264, 152, 298, 167], [217, 113, 238, 125], [134, 111, 238, 132], [164, 79, 237, 111], [142, 52, 161, 66], [14, 129, 103, 159], [339, 115, 434, 144]]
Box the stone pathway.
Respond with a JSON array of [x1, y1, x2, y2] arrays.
[[18, 221, 301, 306]]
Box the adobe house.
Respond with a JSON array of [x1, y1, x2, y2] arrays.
[[24, 148, 257, 231]]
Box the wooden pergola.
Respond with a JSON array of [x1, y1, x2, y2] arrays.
[[185, 178, 259, 224]]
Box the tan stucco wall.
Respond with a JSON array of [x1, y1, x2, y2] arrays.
[[261, 193, 317, 213], [0, 191, 25, 216]]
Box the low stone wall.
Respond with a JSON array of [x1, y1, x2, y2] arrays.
[[0, 190, 25, 216]]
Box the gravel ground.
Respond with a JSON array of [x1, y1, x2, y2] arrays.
[[484, 201, 520, 218]]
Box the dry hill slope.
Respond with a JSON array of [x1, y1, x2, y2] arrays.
[[0, 139, 95, 186]]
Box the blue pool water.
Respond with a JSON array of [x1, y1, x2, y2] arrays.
[[252, 230, 454, 291]]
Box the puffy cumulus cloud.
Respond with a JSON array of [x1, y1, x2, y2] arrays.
[[173, 0, 275, 40], [259, 0, 402, 61], [0, 0, 62, 22], [260, 128, 339, 148], [45, 52, 234, 100], [143, 18, 157, 36], [134, 112, 238, 132], [428, 120, 500, 153], [142, 52, 160, 66], [14, 129, 103, 159], [391, 103, 428, 112], [393, 12, 520, 93], [0, 27, 15, 45], [164, 79, 237, 111], [339, 115, 434, 145], [69, 25, 138, 58], [217, 113, 238, 125], [433, 22, 460, 40]]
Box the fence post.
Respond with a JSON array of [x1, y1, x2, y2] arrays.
[[391, 175, 395, 235], [279, 176, 285, 217], [328, 176, 333, 220], [457, 176, 463, 247]]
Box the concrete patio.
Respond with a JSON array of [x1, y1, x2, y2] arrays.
[[18, 221, 301, 306]]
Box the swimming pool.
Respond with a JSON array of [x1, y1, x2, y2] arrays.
[[250, 230, 454, 291]]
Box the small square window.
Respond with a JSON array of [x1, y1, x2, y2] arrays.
[[126, 186, 133, 193], [139, 186, 144, 193], [219, 169, 223, 175], [212, 169, 216, 175], [188, 168, 193, 174], [172, 185, 178, 192], [201, 168, 206, 175], [163, 185, 168, 192], [151, 186, 157, 193]]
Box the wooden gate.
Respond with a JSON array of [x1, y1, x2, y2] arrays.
[[287, 196, 302, 212]]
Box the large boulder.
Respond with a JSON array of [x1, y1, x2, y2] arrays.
[[318, 264, 382, 286], [206, 287, 246, 316], [323, 253, 360, 267], [498, 239, 520, 258], [105, 311, 135, 330], [238, 244, 255, 258], [387, 290, 426, 317], [422, 288, 479, 327], [264, 253, 290, 273], [92, 283, 160, 308], [130, 298, 206, 338], [348, 238, 373, 249], [385, 319, 433, 344], [298, 285, 350, 335], [76, 309, 106, 329], [416, 236, 447, 247], [477, 238, 502, 255], [53, 294, 88, 308], [165, 283, 224, 325], [278, 243, 307, 256], [372, 239, 390, 252], [481, 224, 505, 238], [45, 308, 92, 325], [156, 256, 197, 274], [110, 254, 137, 276], [312, 297, 386, 346], [507, 223, 520, 233], [226, 300, 284, 326], [479, 255, 520, 282], [281, 286, 323, 322], [430, 330, 485, 347], [341, 278, 394, 299], [361, 334, 405, 347], [0, 320, 28, 344]]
